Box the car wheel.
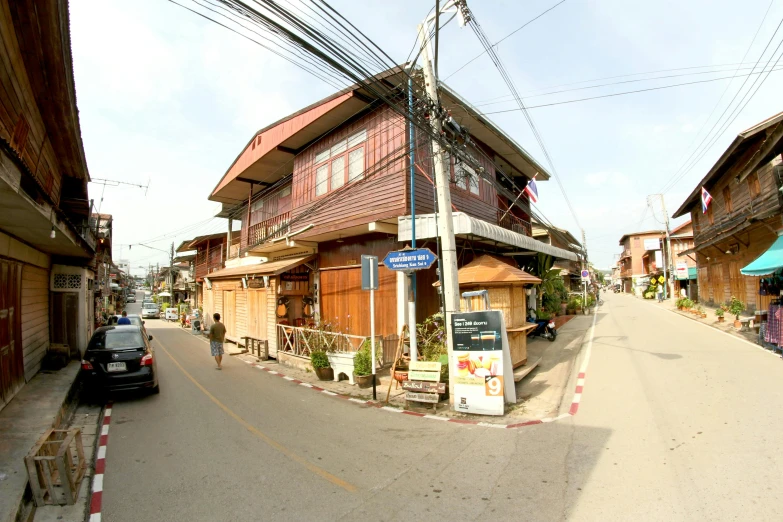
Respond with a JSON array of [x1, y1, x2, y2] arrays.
[[151, 383, 160, 395]]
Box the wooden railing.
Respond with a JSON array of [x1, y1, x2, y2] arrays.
[[497, 211, 532, 236], [277, 325, 373, 358], [619, 249, 632, 259], [243, 211, 291, 249]]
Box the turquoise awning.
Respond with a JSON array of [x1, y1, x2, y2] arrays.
[[741, 236, 783, 276]]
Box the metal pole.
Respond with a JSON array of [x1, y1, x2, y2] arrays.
[[659, 194, 673, 301], [417, 22, 460, 403], [370, 261, 376, 400], [408, 74, 418, 362]]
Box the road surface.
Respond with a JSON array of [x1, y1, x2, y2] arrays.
[[100, 291, 783, 520]]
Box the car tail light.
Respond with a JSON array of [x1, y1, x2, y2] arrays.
[[81, 360, 93, 370], [140, 353, 153, 366]]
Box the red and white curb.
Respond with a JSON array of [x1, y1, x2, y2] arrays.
[[243, 309, 598, 430], [89, 402, 113, 522]]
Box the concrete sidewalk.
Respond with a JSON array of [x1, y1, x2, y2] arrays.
[[0, 363, 80, 522]]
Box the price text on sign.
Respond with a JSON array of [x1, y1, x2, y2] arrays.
[[485, 376, 503, 397]]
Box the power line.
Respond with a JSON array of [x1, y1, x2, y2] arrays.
[[443, 0, 568, 81], [481, 66, 783, 114]]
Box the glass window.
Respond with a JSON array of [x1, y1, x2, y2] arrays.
[[315, 164, 329, 196], [331, 140, 347, 156], [331, 156, 345, 190], [315, 149, 330, 164], [89, 329, 144, 351], [347, 129, 367, 148], [348, 147, 364, 182]]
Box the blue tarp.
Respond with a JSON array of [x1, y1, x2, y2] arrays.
[[740, 236, 783, 276]]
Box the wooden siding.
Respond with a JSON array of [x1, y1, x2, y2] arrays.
[[291, 105, 407, 236], [21, 264, 48, 380], [691, 156, 782, 246], [0, 259, 24, 408], [412, 130, 500, 224], [266, 278, 278, 357], [0, 2, 62, 204]]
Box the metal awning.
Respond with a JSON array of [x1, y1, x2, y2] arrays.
[[206, 255, 315, 280], [398, 213, 578, 262], [741, 235, 783, 276]]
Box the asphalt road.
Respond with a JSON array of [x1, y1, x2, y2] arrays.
[[100, 290, 783, 521]]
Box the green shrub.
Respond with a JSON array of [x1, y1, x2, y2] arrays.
[[727, 296, 745, 319], [353, 346, 372, 376], [535, 308, 552, 320], [310, 350, 330, 369], [715, 307, 724, 317], [682, 298, 694, 309], [542, 292, 561, 314], [161, 302, 169, 312]]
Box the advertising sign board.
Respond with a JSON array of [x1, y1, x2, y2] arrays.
[[450, 311, 515, 416], [643, 238, 661, 251], [676, 262, 689, 280]]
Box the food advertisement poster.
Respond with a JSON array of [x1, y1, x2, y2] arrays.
[[451, 311, 515, 416]]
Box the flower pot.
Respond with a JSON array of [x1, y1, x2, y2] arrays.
[[701, 313, 707, 318], [717, 316, 724, 322], [314, 366, 334, 381], [354, 373, 374, 388], [560, 302, 567, 315], [733, 319, 742, 329], [393, 369, 408, 384]]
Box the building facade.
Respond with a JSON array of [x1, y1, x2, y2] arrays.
[[0, 1, 95, 410], [673, 111, 783, 312], [617, 230, 667, 295]]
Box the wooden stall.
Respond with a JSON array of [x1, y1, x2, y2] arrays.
[[448, 255, 540, 368]]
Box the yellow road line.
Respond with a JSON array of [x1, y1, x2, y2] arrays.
[[155, 338, 358, 493]]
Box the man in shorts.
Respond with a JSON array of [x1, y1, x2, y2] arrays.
[[208, 313, 227, 370]]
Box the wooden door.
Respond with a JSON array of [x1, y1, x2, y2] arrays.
[[728, 261, 745, 303], [710, 263, 724, 305], [223, 290, 236, 337], [246, 289, 267, 340], [203, 288, 214, 328], [0, 261, 24, 408]]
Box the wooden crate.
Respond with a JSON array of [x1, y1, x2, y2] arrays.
[[24, 428, 87, 506]]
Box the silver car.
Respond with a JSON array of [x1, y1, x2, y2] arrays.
[[141, 302, 159, 319]]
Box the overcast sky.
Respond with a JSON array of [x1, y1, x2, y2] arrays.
[[70, 0, 783, 273]]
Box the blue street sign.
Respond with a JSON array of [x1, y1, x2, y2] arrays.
[[383, 248, 438, 271]]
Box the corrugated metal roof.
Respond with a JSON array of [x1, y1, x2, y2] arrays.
[[206, 255, 314, 280], [398, 212, 578, 262]]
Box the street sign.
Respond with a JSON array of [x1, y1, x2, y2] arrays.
[[361, 255, 378, 290], [581, 269, 590, 282], [675, 262, 689, 280], [383, 248, 437, 271]]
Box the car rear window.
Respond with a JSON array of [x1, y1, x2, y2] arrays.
[[128, 317, 142, 327], [143, 303, 157, 309], [89, 330, 144, 350]]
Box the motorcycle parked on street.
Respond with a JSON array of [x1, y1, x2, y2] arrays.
[[527, 315, 557, 342]]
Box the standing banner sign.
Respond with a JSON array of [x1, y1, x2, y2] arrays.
[[451, 310, 516, 415]]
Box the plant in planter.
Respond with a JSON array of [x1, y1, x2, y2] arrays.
[[681, 298, 694, 310], [352, 344, 374, 388], [675, 297, 684, 310], [715, 307, 725, 322], [727, 296, 745, 329], [310, 349, 333, 381], [696, 304, 706, 318]]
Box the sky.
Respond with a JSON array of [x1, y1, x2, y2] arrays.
[[69, 0, 783, 273]]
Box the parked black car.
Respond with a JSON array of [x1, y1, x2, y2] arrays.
[[81, 325, 159, 394]]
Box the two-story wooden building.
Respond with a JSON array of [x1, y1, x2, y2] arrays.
[[617, 230, 667, 294], [531, 222, 584, 290], [670, 220, 698, 297], [673, 111, 783, 312], [203, 70, 577, 364], [0, 0, 96, 410]]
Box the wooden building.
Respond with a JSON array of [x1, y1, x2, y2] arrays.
[[205, 69, 578, 366], [531, 222, 584, 290], [673, 111, 783, 312], [0, 0, 95, 410]]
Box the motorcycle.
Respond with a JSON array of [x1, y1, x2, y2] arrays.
[[527, 315, 557, 342]]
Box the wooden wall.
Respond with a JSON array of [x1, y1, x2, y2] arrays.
[[318, 234, 400, 337], [0, 2, 62, 204], [21, 265, 48, 380], [291, 105, 407, 236]]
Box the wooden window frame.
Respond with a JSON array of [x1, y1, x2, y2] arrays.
[[722, 186, 733, 213], [747, 171, 761, 199], [451, 153, 482, 198], [313, 130, 367, 198]]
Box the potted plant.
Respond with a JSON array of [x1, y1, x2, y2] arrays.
[[727, 296, 745, 329], [392, 356, 410, 385], [681, 298, 693, 310], [696, 304, 706, 318], [353, 343, 374, 388], [675, 298, 684, 310], [310, 349, 333, 381], [715, 307, 725, 322]]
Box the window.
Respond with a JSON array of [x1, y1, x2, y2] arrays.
[[313, 129, 366, 196], [723, 186, 733, 213], [453, 155, 480, 196], [747, 171, 761, 198]]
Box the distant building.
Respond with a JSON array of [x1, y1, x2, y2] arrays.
[[617, 230, 667, 295]]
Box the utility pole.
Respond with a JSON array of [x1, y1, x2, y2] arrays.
[[170, 241, 175, 304], [417, 9, 461, 391], [658, 194, 673, 300], [581, 229, 587, 313]]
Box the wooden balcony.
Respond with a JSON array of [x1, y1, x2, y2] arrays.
[[619, 249, 631, 260], [621, 268, 633, 278], [496, 211, 532, 237], [242, 211, 291, 250]]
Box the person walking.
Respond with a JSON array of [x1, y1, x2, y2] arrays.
[[656, 285, 664, 303], [208, 313, 227, 370], [117, 310, 131, 325]]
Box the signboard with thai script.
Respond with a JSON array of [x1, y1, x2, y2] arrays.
[[404, 361, 442, 409], [675, 262, 689, 280], [401, 381, 446, 393], [280, 272, 309, 282], [383, 248, 437, 271], [451, 310, 516, 416], [405, 392, 439, 404]]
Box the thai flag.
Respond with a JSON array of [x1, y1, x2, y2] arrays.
[[524, 176, 539, 204], [701, 187, 712, 214]]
